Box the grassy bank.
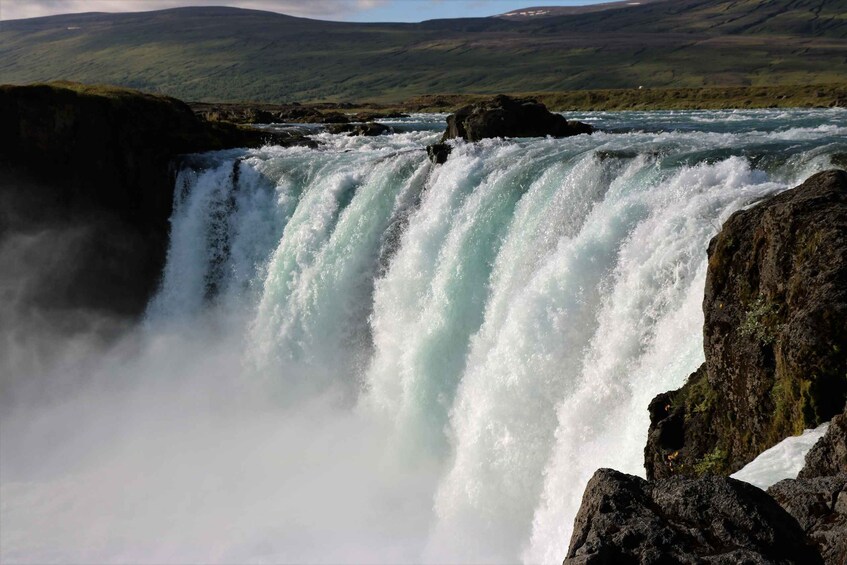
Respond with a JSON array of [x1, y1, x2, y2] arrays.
[[396, 84, 847, 113]]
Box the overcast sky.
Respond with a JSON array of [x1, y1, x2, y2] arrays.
[[0, 0, 611, 22]]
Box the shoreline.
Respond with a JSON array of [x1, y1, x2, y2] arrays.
[[186, 83, 847, 125]]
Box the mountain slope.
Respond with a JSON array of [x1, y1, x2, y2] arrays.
[[497, 1, 668, 20], [0, 1, 845, 102]]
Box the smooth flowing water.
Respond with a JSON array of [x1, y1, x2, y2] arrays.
[[2, 109, 846, 563]]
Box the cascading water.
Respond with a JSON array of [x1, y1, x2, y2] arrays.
[[2, 109, 845, 564]]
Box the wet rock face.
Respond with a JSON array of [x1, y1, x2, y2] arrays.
[[442, 95, 593, 142], [645, 365, 722, 479], [563, 468, 822, 565], [646, 170, 847, 479]]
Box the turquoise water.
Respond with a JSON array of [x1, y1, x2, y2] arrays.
[[2, 108, 846, 563]]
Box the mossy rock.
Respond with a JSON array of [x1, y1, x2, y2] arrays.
[[647, 170, 847, 479]]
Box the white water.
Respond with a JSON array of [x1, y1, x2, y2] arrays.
[[732, 424, 830, 490], [2, 109, 846, 563]]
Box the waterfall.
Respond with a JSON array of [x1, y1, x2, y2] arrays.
[[3, 110, 845, 563]]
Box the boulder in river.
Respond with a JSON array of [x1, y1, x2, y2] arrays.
[[442, 95, 593, 142], [426, 143, 452, 164], [326, 122, 392, 136]]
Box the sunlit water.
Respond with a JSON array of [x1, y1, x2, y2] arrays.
[[2, 109, 846, 564]]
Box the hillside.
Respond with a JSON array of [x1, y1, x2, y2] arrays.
[[1, 0, 846, 103], [497, 1, 668, 20]]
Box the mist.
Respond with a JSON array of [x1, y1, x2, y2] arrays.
[[1, 305, 444, 563], [0, 167, 440, 564]]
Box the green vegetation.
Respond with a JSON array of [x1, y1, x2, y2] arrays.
[[694, 447, 728, 475], [740, 296, 784, 346], [396, 84, 847, 112], [768, 373, 820, 447], [1, 1, 846, 104]]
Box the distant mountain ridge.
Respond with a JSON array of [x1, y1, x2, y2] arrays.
[[497, 0, 667, 20], [0, 0, 845, 103]]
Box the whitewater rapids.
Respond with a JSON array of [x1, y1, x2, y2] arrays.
[[2, 109, 846, 563]]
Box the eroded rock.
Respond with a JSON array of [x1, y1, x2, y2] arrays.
[[426, 143, 452, 164]]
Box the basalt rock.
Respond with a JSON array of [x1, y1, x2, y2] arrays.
[[426, 143, 452, 165], [563, 468, 822, 565], [351, 111, 409, 122], [326, 122, 392, 136], [768, 474, 847, 565], [799, 409, 847, 479], [442, 95, 593, 142], [646, 170, 847, 480], [764, 408, 847, 564], [0, 82, 313, 317], [311, 111, 349, 124]]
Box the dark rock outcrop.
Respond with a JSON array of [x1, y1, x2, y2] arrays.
[[0, 82, 312, 317], [442, 95, 593, 142], [351, 111, 409, 122], [768, 474, 847, 565], [799, 410, 847, 479], [764, 408, 847, 564], [564, 468, 822, 565], [326, 122, 392, 136], [198, 106, 275, 124], [646, 170, 847, 479], [426, 143, 452, 165]]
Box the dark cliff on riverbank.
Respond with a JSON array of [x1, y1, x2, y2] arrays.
[[646, 170, 847, 479], [0, 82, 312, 317], [566, 170, 847, 564]]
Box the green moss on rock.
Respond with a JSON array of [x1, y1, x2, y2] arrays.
[[647, 170, 847, 480]]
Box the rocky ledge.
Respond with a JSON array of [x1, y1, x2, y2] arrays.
[[566, 170, 847, 564], [0, 82, 314, 317]]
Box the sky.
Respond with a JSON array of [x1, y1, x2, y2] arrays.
[[0, 0, 616, 22]]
